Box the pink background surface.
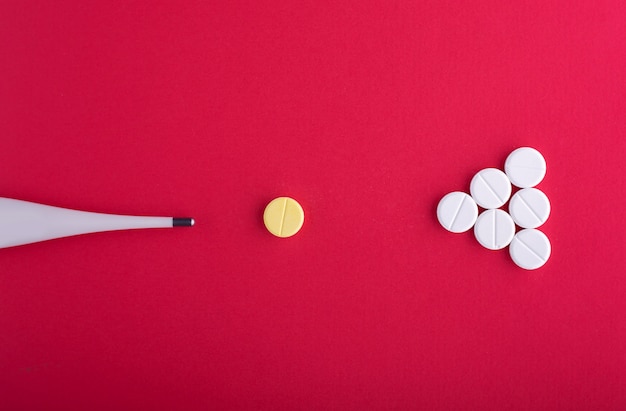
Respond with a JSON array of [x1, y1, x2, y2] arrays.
[[1, 1, 625, 409]]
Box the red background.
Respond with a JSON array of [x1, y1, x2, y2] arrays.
[[1, 1, 625, 410]]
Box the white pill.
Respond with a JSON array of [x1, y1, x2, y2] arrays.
[[509, 188, 550, 229], [509, 229, 551, 270], [505, 147, 547, 188], [470, 168, 512, 209], [473, 209, 516, 250], [437, 191, 478, 233]]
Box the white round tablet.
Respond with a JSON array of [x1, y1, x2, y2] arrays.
[[437, 191, 478, 233], [505, 147, 546, 188], [509, 229, 551, 270], [470, 168, 512, 209], [473, 209, 516, 250], [509, 188, 550, 229]]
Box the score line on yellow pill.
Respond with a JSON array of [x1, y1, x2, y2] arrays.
[[263, 197, 304, 238]]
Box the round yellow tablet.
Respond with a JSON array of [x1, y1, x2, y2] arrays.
[[263, 197, 304, 238]]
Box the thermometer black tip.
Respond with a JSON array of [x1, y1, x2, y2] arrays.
[[173, 218, 195, 227]]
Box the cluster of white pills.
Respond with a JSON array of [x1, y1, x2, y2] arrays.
[[437, 147, 551, 270]]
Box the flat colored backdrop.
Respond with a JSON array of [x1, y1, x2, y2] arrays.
[[1, 1, 625, 410]]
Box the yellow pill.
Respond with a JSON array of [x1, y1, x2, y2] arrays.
[[263, 197, 304, 238]]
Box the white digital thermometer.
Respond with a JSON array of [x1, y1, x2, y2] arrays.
[[0, 197, 194, 249]]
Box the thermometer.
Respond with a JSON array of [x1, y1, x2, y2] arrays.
[[0, 197, 193, 249]]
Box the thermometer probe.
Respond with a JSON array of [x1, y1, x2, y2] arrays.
[[0, 197, 193, 249]]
